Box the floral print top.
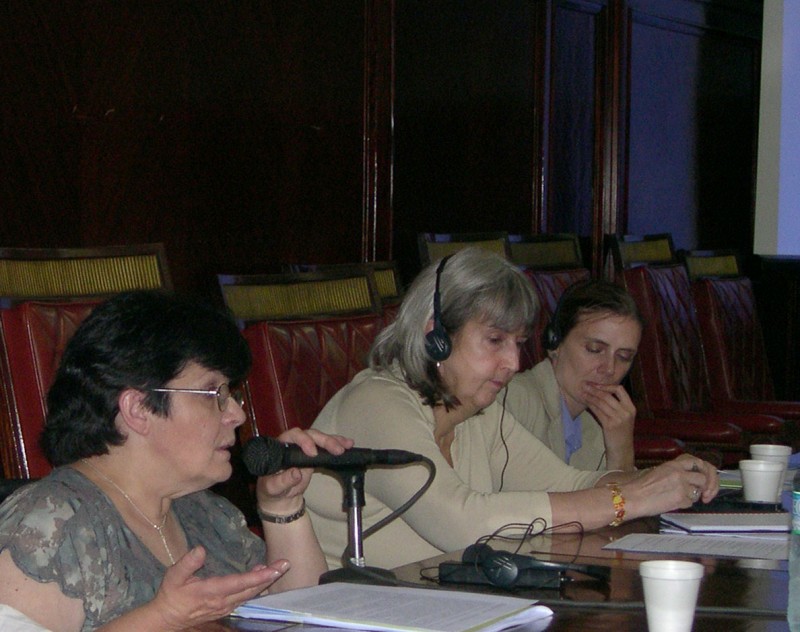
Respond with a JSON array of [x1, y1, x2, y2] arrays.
[[0, 467, 265, 631]]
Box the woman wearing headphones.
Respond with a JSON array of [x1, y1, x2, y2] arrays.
[[304, 248, 718, 570], [504, 280, 642, 473]]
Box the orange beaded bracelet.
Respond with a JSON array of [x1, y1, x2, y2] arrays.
[[607, 483, 626, 527]]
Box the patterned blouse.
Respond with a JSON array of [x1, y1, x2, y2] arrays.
[[0, 467, 265, 631]]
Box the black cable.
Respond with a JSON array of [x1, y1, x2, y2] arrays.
[[595, 449, 606, 471], [361, 455, 436, 540], [498, 385, 510, 491]]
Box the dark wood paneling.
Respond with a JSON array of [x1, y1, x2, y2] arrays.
[[755, 256, 800, 400], [624, 0, 762, 255], [548, 0, 607, 267], [0, 2, 372, 296], [393, 0, 537, 279], [549, 2, 600, 236]]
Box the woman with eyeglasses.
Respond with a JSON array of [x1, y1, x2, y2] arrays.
[[0, 290, 352, 631]]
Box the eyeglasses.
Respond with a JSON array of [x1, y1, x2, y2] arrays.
[[150, 383, 245, 412]]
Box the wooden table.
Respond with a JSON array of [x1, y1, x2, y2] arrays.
[[203, 517, 791, 631]]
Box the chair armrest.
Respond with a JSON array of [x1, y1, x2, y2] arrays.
[[633, 435, 685, 463], [648, 410, 782, 436], [711, 399, 800, 421], [0, 478, 35, 503], [635, 415, 744, 444]]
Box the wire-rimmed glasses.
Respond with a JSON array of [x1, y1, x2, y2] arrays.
[[150, 383, 245, 411]]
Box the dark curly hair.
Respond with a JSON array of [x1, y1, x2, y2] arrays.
[[40, 290, 251, 466]]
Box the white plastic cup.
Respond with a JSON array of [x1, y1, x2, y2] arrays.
[[749, 444, 792, 501], [639, 560, 704, 632], [739, 459, 785, 502]]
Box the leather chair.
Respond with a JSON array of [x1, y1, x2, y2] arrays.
[[0, 244, 174, 480], [520, 267, 591, 369], [691, 274, 800, 447], [519, 259, 683, 467], [508, 233, 584, 269], [241, 313, 385, 442], [217, 268, 386, 441], [218, 269, 383, 326], [282, 261, 403, 328], [417, 231, 511, 267], [620, 263, 781, 464], [0, 243, 172, 305], [0, 300, 100, 478], [0, 477, 32, 503], [606, 233, 676, 269], [680, 249, 742, 281]]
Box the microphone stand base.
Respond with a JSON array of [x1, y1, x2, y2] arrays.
[[319, 566, 398, 586]]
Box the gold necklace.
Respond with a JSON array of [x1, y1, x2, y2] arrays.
[[81, 459, 176, 565]]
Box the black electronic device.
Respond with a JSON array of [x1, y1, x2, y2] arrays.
[[438, 561, 563, 589], [684, 487, 784, 513], [438, 543, 610, 590]]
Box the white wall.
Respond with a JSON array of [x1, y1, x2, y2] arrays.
[[754, 0, 800, 255]]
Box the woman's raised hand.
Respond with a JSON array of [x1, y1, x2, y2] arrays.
[[148, 546, 287, 629], [255, 428, 353, 515], [583, 382, 636, 471]]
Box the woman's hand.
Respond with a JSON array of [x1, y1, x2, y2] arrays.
[[583, 382, 636, 471], [622, 454, 719, 519], [148, 546, 287, 630], [255, 428, 353, 516]]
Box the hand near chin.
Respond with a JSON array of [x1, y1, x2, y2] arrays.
[[584, 382, 636, 471], [584, 382, 636, 435], [152, 546, 288, 629]]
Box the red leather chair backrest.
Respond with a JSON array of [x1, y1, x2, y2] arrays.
[[0, 300, 99, 478], [520, 267, 591, 370], [242, 313, 385, 439], [622, 264, 711, 416], [691, 276, 774, 402]]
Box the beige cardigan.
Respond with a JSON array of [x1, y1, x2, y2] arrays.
[[304, 365, 605, 569]]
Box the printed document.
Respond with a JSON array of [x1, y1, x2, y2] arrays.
[[603, 532, 788, 560], [233, 582, 554, 632]]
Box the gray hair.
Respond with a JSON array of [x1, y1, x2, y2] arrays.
[[369, 247, 539, 406]]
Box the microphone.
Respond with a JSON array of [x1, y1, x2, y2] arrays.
[[242, 436, 425, 476]]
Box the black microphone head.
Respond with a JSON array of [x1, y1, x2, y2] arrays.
[[242, 437, 284, 476]]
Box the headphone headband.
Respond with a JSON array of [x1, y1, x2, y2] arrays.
[[425, 255, 453, 362]]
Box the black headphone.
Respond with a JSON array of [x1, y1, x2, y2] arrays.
[[542, 289, 568, 351], [542, 279, 595, 351], [425, 255, 453, 362], [461, 543, 610, 589]]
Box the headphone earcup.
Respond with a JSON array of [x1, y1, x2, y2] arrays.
[[461, 544, 519, 589], [425, 327, 452, 362], [542, 323, 560, 351], [480, 552, 520, 589], [462, 543, 491, 564]]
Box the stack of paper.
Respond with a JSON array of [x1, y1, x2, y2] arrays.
[[603, 510, 791, 560], [604, 531, 789, 560], [233, 582, 554, 632]]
